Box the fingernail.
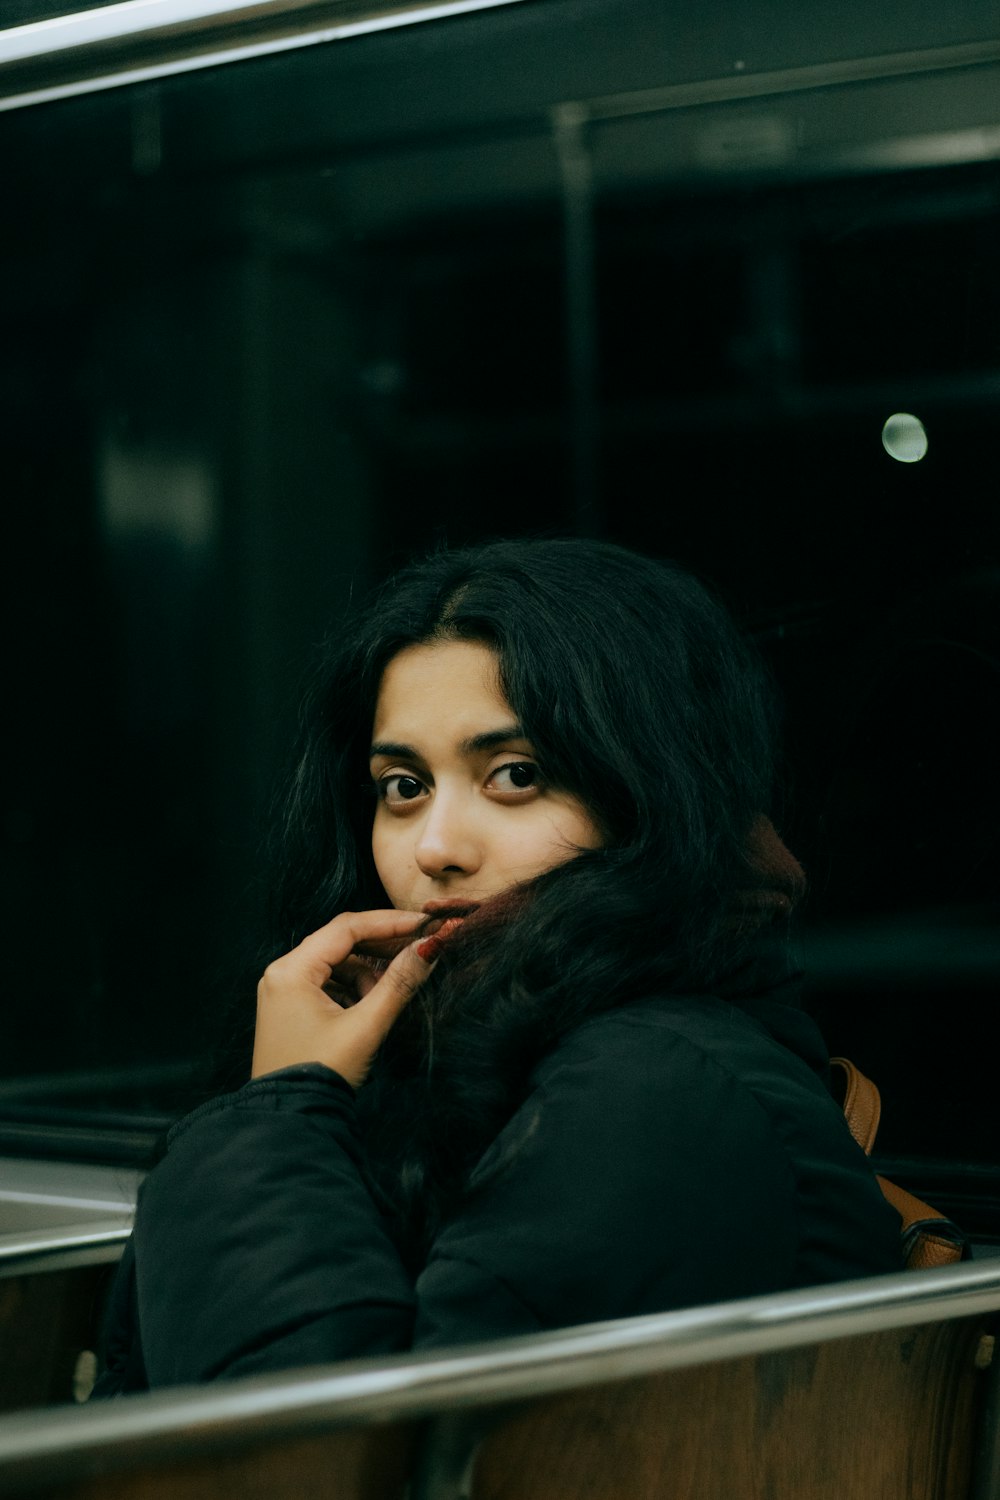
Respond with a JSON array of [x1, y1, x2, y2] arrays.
[[416, 917, 462, 963]]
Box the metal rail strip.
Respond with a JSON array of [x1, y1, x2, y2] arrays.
[[0, 0, 529, 113], [0, 1225, 130, 1275], [3, 4, 1000, 124], [576, 37, 1000, 124], [0, 1257, 998, 1491]]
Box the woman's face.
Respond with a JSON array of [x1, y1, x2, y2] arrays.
[[370, 639, 602, 912]]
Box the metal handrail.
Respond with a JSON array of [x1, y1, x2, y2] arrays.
[[0, 0, 529, 112], [0, 1258, 998, 1490], [0, 1224, 130, 1275]]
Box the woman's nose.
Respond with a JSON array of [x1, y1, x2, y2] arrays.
[[414, 793, 482, 878]]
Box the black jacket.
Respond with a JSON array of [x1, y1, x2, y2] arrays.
[[97, 969, 903, 1393]]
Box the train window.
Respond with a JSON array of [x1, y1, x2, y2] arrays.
[[1, 0, 998, 1249]]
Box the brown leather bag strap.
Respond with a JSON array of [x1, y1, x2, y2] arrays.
[[830, 1055, 966, 1269], [875, 1175, 967, 1269], [829, 1056, 882, 1156]]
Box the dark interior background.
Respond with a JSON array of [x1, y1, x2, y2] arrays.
[[1, 0, 998, 1234]]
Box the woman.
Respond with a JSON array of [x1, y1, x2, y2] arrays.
[[98, 538, 902, 1394]]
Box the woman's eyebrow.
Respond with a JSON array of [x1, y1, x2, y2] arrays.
[[368, 739, 419, 762], [460, 725, 529, 754], [368, 725, 528, 761]]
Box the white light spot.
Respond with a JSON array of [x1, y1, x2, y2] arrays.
[[882, 412, 928, 463]]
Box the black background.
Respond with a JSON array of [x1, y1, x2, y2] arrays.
[[1, 0, 997, 1224]]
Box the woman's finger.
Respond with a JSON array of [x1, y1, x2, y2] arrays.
[[290, 909, 425, 984], [348, 916, 463, 1041], [326, 954, 387, 1005], [344, 940, 436, 1054], [253, 909, 450, 1087]]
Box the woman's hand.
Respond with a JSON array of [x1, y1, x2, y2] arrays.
[[251, 909, 436, 1090]]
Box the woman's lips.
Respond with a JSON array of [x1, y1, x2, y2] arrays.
[[420, 898, 481, 919]]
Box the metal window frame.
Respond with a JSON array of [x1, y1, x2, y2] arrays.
[[0, 0, 530, 112]]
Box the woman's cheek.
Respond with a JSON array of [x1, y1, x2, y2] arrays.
[[500, 814, 568, 880], [518, 805, 601, 876], [371, 821, 403, 907]]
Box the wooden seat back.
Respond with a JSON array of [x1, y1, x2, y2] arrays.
[[471, 1317, 994, 1500], [0, 1259, 117, 1413], [0, 1262, 997, 1500], [12, 1424, 417, 1500]]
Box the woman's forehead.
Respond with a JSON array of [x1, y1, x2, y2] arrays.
[[371, 639, 517, 751]]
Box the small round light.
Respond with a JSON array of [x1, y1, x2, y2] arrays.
[[882, 412, 928, 463]]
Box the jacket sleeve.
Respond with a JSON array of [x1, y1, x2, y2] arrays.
[[133, 1065, 417, 1385], [132, 1019, 807, 1386]]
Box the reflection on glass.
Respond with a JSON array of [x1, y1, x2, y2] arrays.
[[881, 411, 928, 463]]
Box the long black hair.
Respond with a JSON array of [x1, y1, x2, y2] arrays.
[[222, 538, 784, 1260]]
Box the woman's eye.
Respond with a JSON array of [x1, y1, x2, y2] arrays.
[[490, 762, 539, 792], [380, 774, 427, 806]]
